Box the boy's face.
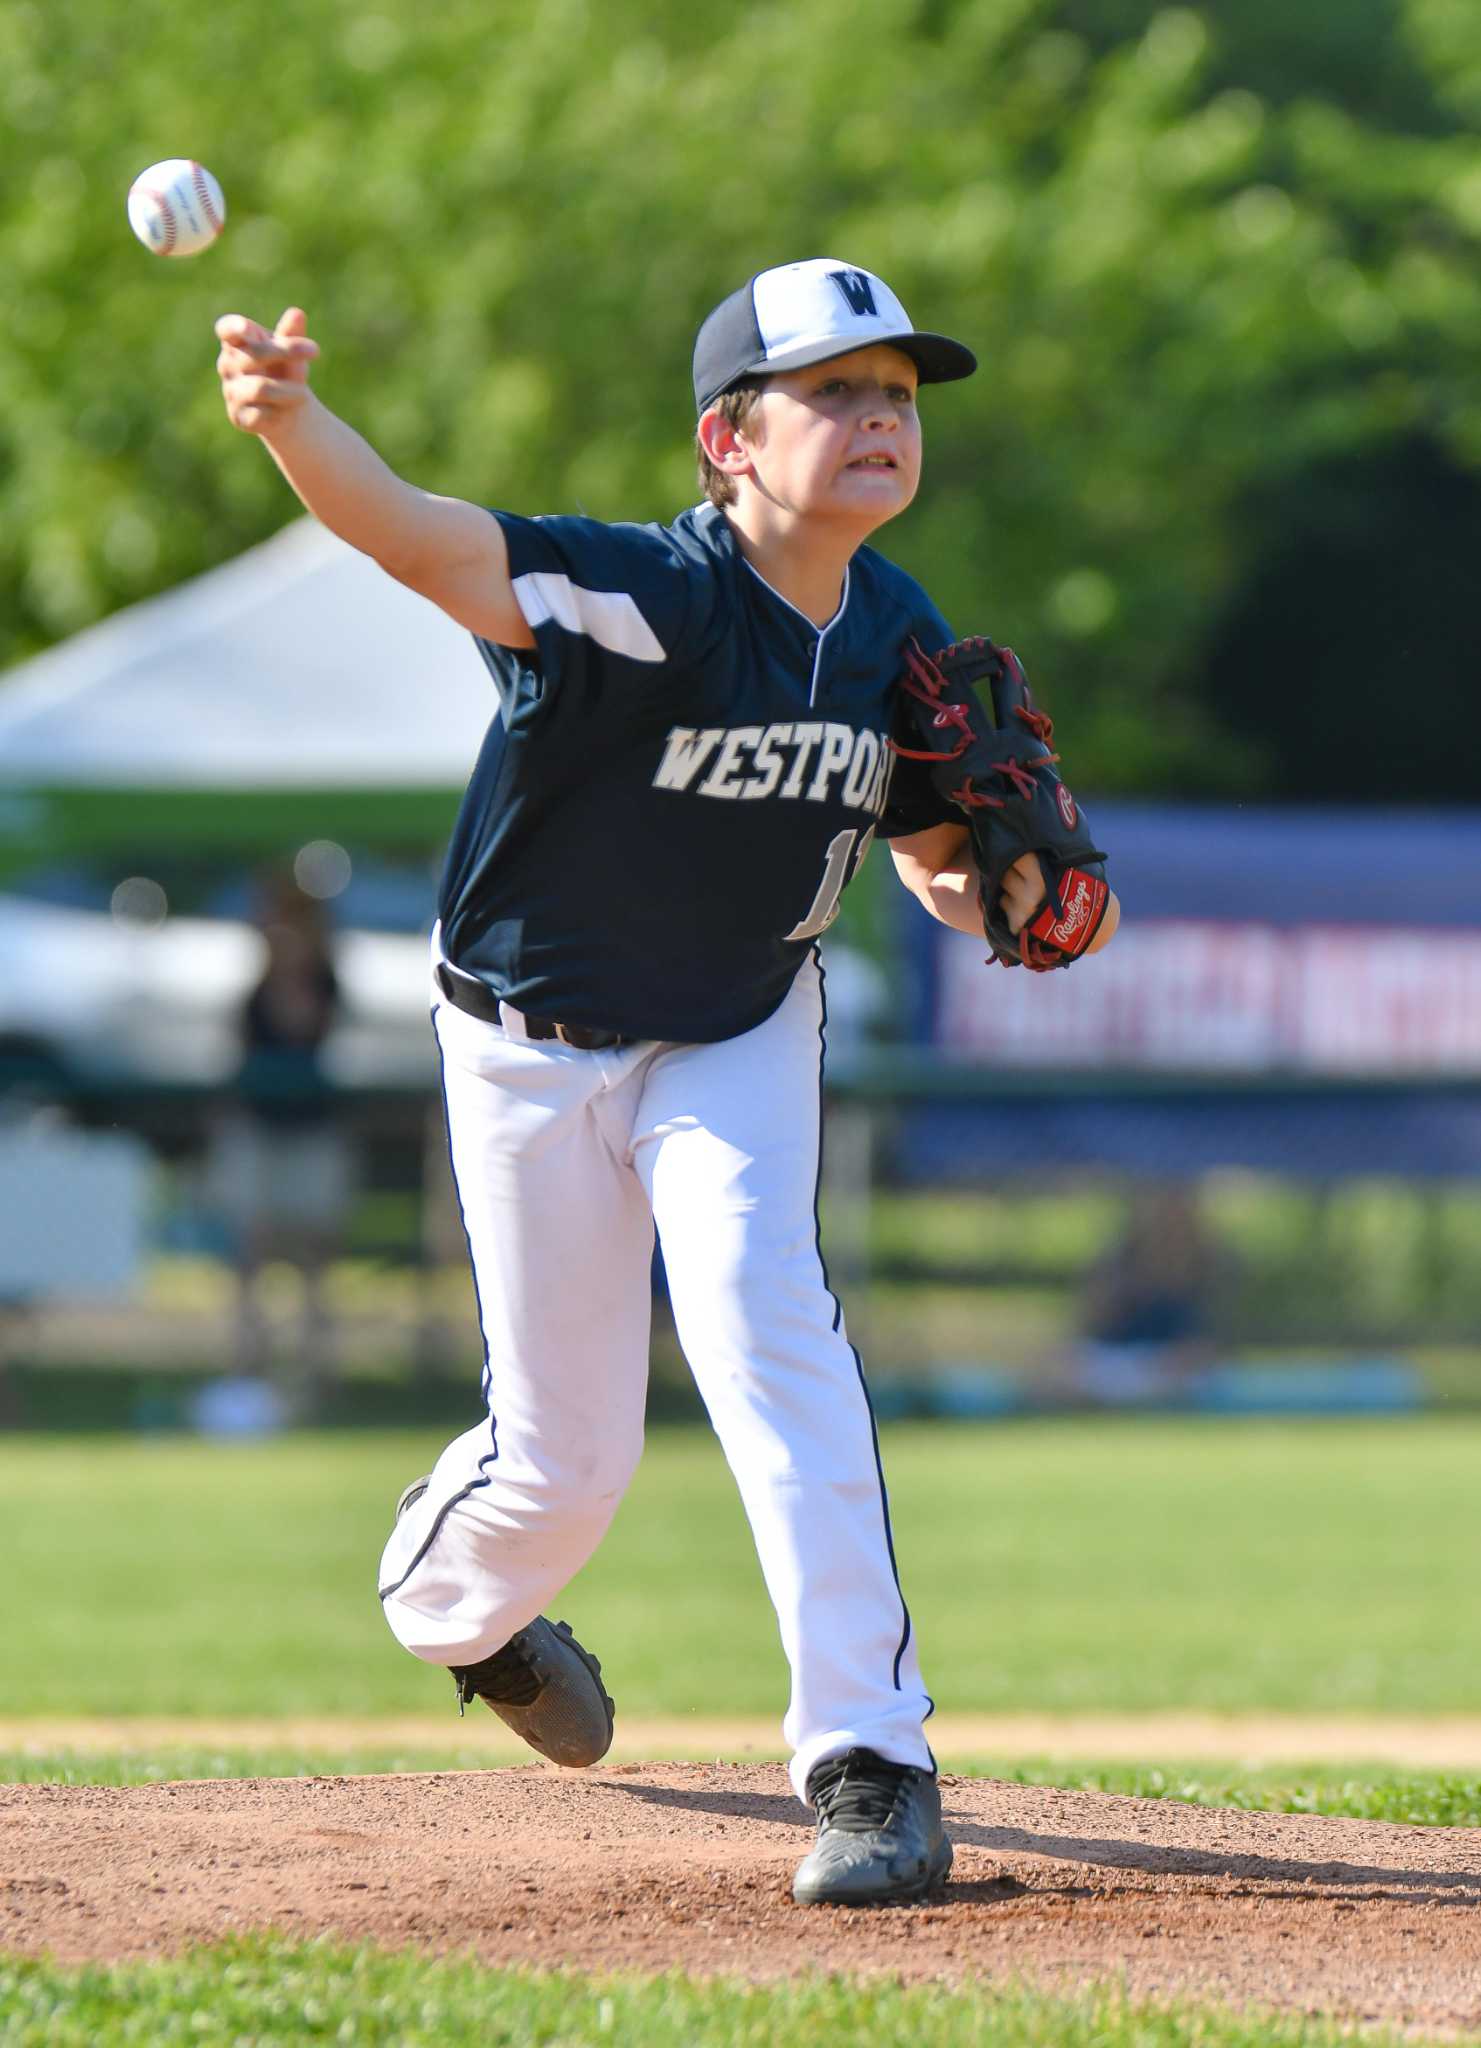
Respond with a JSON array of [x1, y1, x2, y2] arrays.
[[729, 343, 922, 533]]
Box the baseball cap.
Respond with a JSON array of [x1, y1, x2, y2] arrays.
[[692, 258, 977, 413]]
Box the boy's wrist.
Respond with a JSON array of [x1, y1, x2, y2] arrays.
[[259, 388, 321, 454]]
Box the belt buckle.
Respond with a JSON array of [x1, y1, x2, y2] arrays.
[[553, 1021, 576, 1048]]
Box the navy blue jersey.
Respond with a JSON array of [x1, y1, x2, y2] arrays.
[[437, 501, 957, 1043]]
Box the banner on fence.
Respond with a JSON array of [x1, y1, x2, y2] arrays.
[[920, 804, 1481, 1076], [935, 922, 1481, 1072]]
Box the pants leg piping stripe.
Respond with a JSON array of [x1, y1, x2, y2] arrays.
[[377, 1009, 503, 1606], [812, 948, 913, 1693], [433, 1004, 498, 1419], [377, 1458, 496, 1602]]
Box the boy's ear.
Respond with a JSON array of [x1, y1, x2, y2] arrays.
[[697, 403, 759, 479]]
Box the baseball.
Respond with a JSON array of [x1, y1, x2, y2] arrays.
[[126, 159, 226, 259]]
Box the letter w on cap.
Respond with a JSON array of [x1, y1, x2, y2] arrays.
[[829, 269, 878, 317]]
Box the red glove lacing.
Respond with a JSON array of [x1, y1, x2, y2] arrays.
[[891, 640, 1060, 810]]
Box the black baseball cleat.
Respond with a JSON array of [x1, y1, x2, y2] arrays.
[[793, 1747, 953, 1906], [394, 1476, 615, 1768]]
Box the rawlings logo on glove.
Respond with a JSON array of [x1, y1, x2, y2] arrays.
[[1020, 864, 1111, 966], [893, 636, 1110, 971]]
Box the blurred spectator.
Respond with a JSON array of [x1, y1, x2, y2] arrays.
[[0, 1028, 69, 1109], [208, 872, 352, 1401], [1072, 1181, 1230, 1406]]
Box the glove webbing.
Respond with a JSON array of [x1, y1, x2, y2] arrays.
[[891, 641, 1061, 814]]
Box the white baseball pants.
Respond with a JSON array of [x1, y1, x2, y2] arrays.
[[378, 950, 934, 1799]]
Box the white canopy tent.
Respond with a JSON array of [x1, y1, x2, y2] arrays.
[[0, 518, 499, 873]]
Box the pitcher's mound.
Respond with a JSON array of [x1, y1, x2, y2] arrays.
[[5, 1764, 1480, 2031]]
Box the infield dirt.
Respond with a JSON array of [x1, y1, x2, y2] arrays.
[[4, 1764, 1481, 2033]]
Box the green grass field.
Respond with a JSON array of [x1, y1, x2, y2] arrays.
[[4, 1935, 1447, 2048], [0, 1936, 1443, 2048], [6, 1416, 1480, 1718]]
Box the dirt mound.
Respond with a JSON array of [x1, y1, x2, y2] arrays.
[[4, 1765, 1480, 2031]]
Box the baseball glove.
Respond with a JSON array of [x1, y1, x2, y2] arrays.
[[894, 636, 1109, 970]]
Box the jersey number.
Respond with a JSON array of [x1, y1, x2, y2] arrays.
[[783, 827, 873, 943]]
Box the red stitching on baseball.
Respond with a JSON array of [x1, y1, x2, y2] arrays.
[[142, 187, 177, 253], [190, 161, 221, 234]]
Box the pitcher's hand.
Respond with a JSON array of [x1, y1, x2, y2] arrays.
[[215, 307, 320, 439]]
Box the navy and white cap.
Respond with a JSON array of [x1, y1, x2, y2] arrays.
[[693, 258, 977, 413]]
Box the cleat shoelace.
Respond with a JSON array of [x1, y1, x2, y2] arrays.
[[454, 1638, 542, 1712], [810, 1752, 913, 1833]]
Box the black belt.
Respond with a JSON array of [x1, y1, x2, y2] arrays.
[[435, 964, 629, 1050]]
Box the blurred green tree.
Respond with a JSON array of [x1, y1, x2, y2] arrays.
[[1, 0, 1476, 797]]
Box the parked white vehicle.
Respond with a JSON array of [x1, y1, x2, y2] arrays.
[[0, 894, 437, 1089]]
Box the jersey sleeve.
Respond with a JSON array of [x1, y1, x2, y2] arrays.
[[477, 512, 699, 707], [876, 591, 963, 841]]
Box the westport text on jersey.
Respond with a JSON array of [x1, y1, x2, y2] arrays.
[[652, 721, 892, 814]]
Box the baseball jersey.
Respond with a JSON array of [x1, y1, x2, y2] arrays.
[[437, 500, 957, 1043]]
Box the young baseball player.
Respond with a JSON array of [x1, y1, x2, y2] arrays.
[[215, 259, 1118, 1906]]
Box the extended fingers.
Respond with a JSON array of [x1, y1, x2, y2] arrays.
[[224, 373, 304, 407], [217, 344, 298, 385], [219, 366, 311, 435], [214, 312, 268, 349], [214, 313, 319, 369], [214, 312, 318, 437]]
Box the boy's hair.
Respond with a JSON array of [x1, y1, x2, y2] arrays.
[[696, 378, 766, 508]]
